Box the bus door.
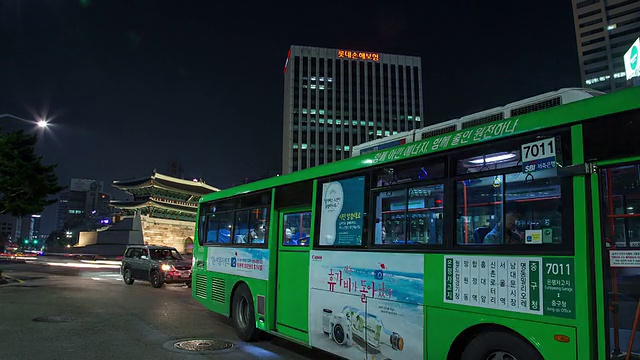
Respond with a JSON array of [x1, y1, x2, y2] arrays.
[[596, 162, 640, 359], [275, 208, 312, 342]]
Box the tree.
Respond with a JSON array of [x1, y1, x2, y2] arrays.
[[0, 129, 65, 217]]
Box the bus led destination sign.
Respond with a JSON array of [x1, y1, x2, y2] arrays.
[[337, 50, 379, 62]]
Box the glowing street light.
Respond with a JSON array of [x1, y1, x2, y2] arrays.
[[0, 113, 50, 129]]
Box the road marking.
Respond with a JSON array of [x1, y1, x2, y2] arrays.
[[1, 274, 25, 284]]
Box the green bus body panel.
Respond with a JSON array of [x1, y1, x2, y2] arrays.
[[424, 253, 577, 325], [192, 266, 267, 321], [426, 307, 577, 359], [276, 250, 310, 341], [191, 245, 269, 320], [571, 124, 594, 360]]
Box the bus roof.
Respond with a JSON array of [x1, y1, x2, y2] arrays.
[[201, 86, 640, 203]]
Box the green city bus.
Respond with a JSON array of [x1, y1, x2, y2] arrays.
[[191, 85, 640, 360]]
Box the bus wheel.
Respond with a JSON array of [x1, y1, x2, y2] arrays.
[[461, 331, 542, 360], [232, 283, 259, 342]]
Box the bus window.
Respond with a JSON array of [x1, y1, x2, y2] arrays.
[[407, 185, 444, 245], [375, 161, 444, 187], [457, 150, 520, 175], [204, 214, 219, 244], [457, 169, 563, 245], [457, 175, 503, 244], [504, 171, 563, 245], [205, 212, 233, 244], [376, 189, 407, 244], [233, 210, 250, 244], [374, 184, 444, 245], [248, 207, 269, 244], [283, 212, 311, 246]]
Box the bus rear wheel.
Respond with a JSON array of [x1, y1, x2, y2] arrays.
[[461, 331, 542, 360], [232, 283, 259, 342]]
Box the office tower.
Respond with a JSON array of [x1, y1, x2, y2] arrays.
[[571, 0, 640, 92], [0, 214, 23, 243], [55, 178, 112, 233], [282, 45, 423, 174]]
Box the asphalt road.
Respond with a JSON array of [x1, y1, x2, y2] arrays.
[[0, 260, 339, 360]]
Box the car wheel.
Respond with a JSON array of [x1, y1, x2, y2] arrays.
[[461, 331, 543, 360], [123, 268, 134, 285], [150, 270, 164, 288], [231, 283, 259, 342]]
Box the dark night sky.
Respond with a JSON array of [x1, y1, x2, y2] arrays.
[[0, 0, 581, 233]]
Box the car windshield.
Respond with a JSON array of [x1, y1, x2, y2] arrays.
[[149, 249, 183, 261]]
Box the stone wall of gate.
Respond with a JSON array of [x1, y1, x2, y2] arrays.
[[140, 215, 195, 255]]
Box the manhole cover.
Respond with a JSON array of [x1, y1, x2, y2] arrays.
[[173, 339, 233, 352], [32, 315, 75, 323]]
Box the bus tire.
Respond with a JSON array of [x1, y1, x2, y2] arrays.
[[232, 283, 259, 342], [461, 331, 542, 360]]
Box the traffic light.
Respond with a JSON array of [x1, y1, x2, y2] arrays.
[[24, 239, 29, 244], [33, 240, 38, 244]]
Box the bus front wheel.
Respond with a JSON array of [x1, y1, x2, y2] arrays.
[[232, 283, 259, 342], [461, 331, 542, 360]]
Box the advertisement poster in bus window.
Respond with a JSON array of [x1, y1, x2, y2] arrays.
[[206, 247, 269, 280], [309, 250, 424, 360], [319, 176, 365, 246]]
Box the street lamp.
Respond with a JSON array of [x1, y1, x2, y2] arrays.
[[0, 113, 49, 129]]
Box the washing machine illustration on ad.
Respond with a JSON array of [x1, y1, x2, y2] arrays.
[[321, 306, 404, 357]]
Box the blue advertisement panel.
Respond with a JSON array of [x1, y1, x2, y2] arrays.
[[309, 251, 424, 360], [319, 176, 365, 246], [206, 247, 269, 280]]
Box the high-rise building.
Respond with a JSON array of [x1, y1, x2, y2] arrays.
[[0, 214, 23, 244], [282, 45, 423, 174], [571, 0, 640, 92], [0, 213, 40, 246], [55, 178, 112, 234]]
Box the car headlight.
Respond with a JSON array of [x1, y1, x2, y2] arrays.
[[161, 264, 173, 272]]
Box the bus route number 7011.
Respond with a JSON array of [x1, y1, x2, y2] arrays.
[[521, 138, 556, 163]]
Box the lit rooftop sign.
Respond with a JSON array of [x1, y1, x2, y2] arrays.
[[338, 50, 379, 62]]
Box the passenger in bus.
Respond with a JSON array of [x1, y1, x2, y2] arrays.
[[394, 224, 405, 243], [290, 230, 309, 245], [248, 221, 266, 243], [218, 221, 232, 243], [483, 204, 523, 244], [381, 225, 387, 244]]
